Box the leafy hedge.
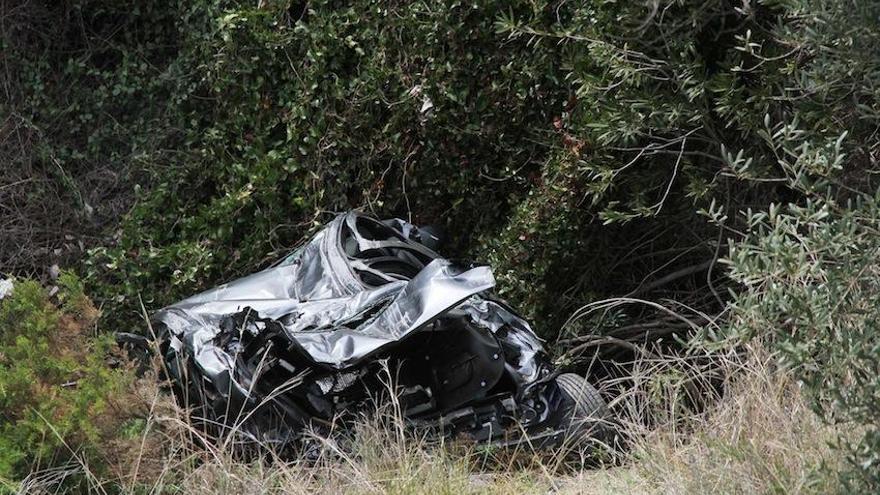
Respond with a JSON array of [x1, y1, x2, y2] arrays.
[[82, 0, 571, 325], [729, 194, 880, 491]]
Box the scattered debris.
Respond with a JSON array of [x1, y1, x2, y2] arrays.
[[419, 96, 434, 114], [153, 211, 610, 450], [0, 278, 13, 300]]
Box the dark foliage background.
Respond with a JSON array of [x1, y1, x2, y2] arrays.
[[2, 0, 880, 489]]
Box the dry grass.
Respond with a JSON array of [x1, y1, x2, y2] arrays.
[[569, 343, 845, 495], [18, 344, 845, 494]]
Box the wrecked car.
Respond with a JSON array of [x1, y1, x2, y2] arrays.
[[152, 211, 610, 450]]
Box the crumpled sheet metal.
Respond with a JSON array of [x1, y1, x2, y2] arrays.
[[154, 212, 545, 402]]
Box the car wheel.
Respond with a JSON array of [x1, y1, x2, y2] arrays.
[[555, 373, 613, 446]]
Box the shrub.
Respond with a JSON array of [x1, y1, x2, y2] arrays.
[[5, 0, 874, 334], [0, 275, 138, 488], [726, 194, 880, 490], [78, 0, 569, 326]]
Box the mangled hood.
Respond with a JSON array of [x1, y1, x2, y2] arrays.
[[153, 212, 547, 394]]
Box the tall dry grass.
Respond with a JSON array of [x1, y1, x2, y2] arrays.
[[18, 344, 844, 494], [562, 343, 844, 495]]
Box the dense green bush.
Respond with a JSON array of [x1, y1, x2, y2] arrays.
[[727, 193, 880, 490], [710, 120, 880, 493], [0, 275, 132, 488], [78, 0, 571, 326], [8, 0, 873, 330], [483, 0, 880, 327]]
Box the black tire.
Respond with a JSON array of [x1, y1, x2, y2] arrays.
[[555, 373, 613, 446]]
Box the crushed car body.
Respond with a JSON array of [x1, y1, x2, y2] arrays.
[[153, 211, 609, 449]]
